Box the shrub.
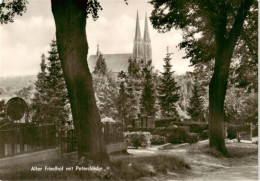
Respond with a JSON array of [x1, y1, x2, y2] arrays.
[[167, 129, 199, 144], [199, 130, 209, 140], [124, 131, 151, 148], [252, 125, 258, 137], [125, 127, 199, 144], [227, 125, 252, 139], [150, 135, 166, 145], [188, 133, 199, 144], [111, 154, 190, 180], [227, 126, 237, 139], [154, 118, 178, 127], [189, 123, 208, 133], [155, 119, 208, 133]]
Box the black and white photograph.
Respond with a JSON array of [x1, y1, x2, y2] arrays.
[[0, 0, 258, 180]]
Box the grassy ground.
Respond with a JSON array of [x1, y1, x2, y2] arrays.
[[0, 140, 257, 180], [0, 153, 190, 180], [188, 141, 258, 158]]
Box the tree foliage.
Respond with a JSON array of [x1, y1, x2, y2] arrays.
[[31, 40, 69, 125], [14, 85, 33, 101], [187, 77, 205, 122], [0, 99, 6, 122], [45, 40, 69, 125], [0, 0, 28, 24], [140, 60, 156, 116], [31, 54, 49, 122], [117, 71, 128, 125], [150, 0, 256, 154], [158, 52, 180, 118], [93, 54, 107, 75], [93, 71, 118, 120], [150, 0, 257, 62], [117, 59, 142, 125]]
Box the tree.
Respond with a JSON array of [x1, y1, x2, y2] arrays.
[[187, 77, 205, 122], [45, 40, 68, 126], [125, 74, 139, 125], [1, 0, 109, 165], [93, 71, 118, 120], [93, 54, 107, 75], [116, 57, 144, 127], [158, 51, 180, 117], [140, 61, 156, 116], [31, 54, 49, 122], [150, 0, 256, 154], [0, 99, 6, 122], [51, 0, 109, 164], [14, 85, 33, 101], [117, 71, 128, 125]]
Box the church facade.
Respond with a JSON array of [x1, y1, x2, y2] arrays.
[[88, 11, 152, 73]]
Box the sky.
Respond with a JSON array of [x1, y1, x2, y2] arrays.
[[0, 0, 193, 77]]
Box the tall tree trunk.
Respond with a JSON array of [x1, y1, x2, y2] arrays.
[[209, 42, 232, 155], [51, 0, 109, 165], [209, 0, 253, 155]]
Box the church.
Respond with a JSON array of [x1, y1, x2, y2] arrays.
[[87, 11, 152, 73]]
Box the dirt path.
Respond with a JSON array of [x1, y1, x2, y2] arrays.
[[133, 140, 258, 181], [189, 165, 258, 181]]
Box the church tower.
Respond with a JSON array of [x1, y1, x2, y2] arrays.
[[133, 11, 143, 60], [143, 13, 152, 62]]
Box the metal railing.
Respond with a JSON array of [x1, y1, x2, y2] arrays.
[[0, 123, 56, 158], [60, 123, 124, 153]]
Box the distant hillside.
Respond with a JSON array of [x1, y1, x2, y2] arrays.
[[0, 75, 37, 101]]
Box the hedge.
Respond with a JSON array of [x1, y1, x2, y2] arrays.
[[253, 125, 258, 137], [227, 125, 252, 139], [150, 135, 166, 145], [125, 127, 199, 144], [199, 130, 209, 140], [124, 131, 151, 148], [154, 119, 208, 133]]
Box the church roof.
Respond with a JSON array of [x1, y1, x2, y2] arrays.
[[88, 53, 132, 73]]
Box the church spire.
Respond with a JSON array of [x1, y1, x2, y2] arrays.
[[143, 12, 152, 62], [134, 11, 142, 41], [133, 11, 143, 60], [143, 13, 150, 42], [97, 42, 100, 56]]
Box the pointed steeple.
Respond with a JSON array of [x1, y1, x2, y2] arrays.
[[97, 42, 100, 56], [133, 11, 143, 60], [143, 13, 150, 42], [134, 11, 142, 41], [143, 12, 152, 62]]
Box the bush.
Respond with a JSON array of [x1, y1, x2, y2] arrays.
[[188, 133, 199, 144], [154, 118, 178, 127], [167, 129, 189, 144], [125, 127, 199, 144], [189, 123, 208, 133], [150, 135, 166, 145], [199, 130, 209, 140], [125, 127, 189, 138], [227, 125, 252, 139], [227, 126, 237, 139], [111, 154, 190, 180], [167, 129, 198, 144], [124, 131, 151, 148], [155, 119, 208, 133], [252, 125, 258, 137]]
